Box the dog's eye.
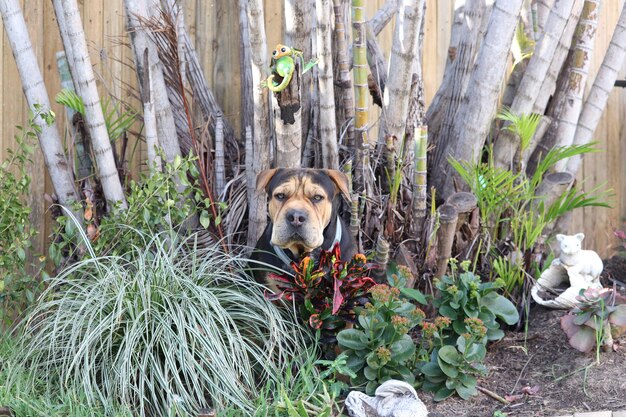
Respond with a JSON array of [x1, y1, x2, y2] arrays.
[[312, 195, 324, 202], [274, 193, 286, 201]]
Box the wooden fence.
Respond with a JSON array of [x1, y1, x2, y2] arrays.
[[0, 0, 624, 260]]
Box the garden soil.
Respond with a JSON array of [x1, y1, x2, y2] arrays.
[[422, 256, 626, 417]]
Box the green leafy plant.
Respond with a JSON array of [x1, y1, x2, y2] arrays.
[[450, 142, 611, 305], [315, 352, 356, 399], [433, 261, 519, 341], [336, 283, 425, 394], [267, 244, 376, 341], [496, 107, 541, 153], [419, 317, 488, 400], [217, 346, 340, 417], [561, 288, 626, 362], [13, 229, 308, 416], [49, 153, 219, 266], [0, 107, 51, 327], [55, 89, 136, 142]]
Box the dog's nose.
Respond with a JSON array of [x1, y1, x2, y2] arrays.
[[286, 209, 307, 228]]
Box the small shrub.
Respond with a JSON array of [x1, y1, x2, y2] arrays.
[[0, 108, 50, 327], [13, 229, 308, 416], [433, 261, 519, 341], [337, 283, 425, 395], [419, 317, 488, 400], [268, 244, 376, 343]]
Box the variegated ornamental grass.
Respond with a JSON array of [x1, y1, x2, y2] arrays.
[[11, 228, 308, 416]]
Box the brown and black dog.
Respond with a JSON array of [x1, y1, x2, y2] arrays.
[[250, 168, 356, 285]]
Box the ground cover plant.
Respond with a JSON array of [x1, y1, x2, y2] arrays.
[[11, 228, 310, 416]]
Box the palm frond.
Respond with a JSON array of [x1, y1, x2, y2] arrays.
[[496, 107, 542, 152], [55, 89, 85, 115]]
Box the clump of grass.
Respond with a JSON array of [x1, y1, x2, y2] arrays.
[[10, 227, 308, 416]]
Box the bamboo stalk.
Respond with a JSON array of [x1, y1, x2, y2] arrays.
[[373, 235, 390, 281], [534, 0, 601, 173], [533, 0, 584, 113], [214, 116, 225, 197], [493, 0, 575, 169], [352, 0, 370, 194], [411, 126, 428, 235], [369, 0, 399, 36], [379, 0, 424, 142]]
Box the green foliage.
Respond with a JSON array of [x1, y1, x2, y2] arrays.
[[0, 334, 134, 417], [49, 154, 219, 265], [13, 229, 308, 416], [433, 260, 519, 342], [419, 318, 488, 401], [268, 245, 376, 342], [217, 347, 339, 417], [0, 107, 51, 327], [337, 283, 425, 395], [55, 89, 136, 142], [561, 288, 626, 361], [511, 23, 535, 70], [450, 142, 611, 300], [496, 107, 541, 153]]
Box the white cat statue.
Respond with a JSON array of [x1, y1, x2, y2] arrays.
[[531, 233, 603, 309]]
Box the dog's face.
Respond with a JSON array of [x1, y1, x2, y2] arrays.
[[257, 168, 350, 255]]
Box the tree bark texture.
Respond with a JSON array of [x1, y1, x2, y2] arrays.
[[317, 0, 340, 169], [244, 0, 271, 248], [566, 1, 626, 174], [0, 0, 81, 216], [60, 0, 127, 209]]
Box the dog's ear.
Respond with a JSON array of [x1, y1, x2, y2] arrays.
[[325, 169, 351, 202], [256, 169, 278, 192]]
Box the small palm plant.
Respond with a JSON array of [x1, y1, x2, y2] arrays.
[[11, 227, 308, 416]]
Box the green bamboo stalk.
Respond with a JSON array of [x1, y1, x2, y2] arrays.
[[352, 0, 368, 192], [411, 125, 428, 235]]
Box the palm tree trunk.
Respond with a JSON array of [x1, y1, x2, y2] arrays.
[[537, 0, 557, 32], [379, 0, 425, 142], [316, 0, 340, 169], [370, 0, 399, 36], [0, 0, 81, 218], [58, 0, 127, 209], [243, 0, 272, 248], [438, 0, 524, 199], [566, 2, 626, 174], [284, 0, 314, 144], [493, 0, 575, 169], [124, 0, 182, 167], [532, 0, 601, 173], [532, 0, 584, 113], [427, 0, 484, 191]]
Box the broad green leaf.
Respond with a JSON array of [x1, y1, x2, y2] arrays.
[[364, 365, 377, 381], [480, 292, 519, 325], [337, 329, 368, 350], [438, 345, 461, 366], [390, 334, 416, 362], [420, 361, 445, 378], [456, 383, 478, 400], [437, 358, 459, 378], [433, 387, 455, 401], [400, 288, 427, 305]]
